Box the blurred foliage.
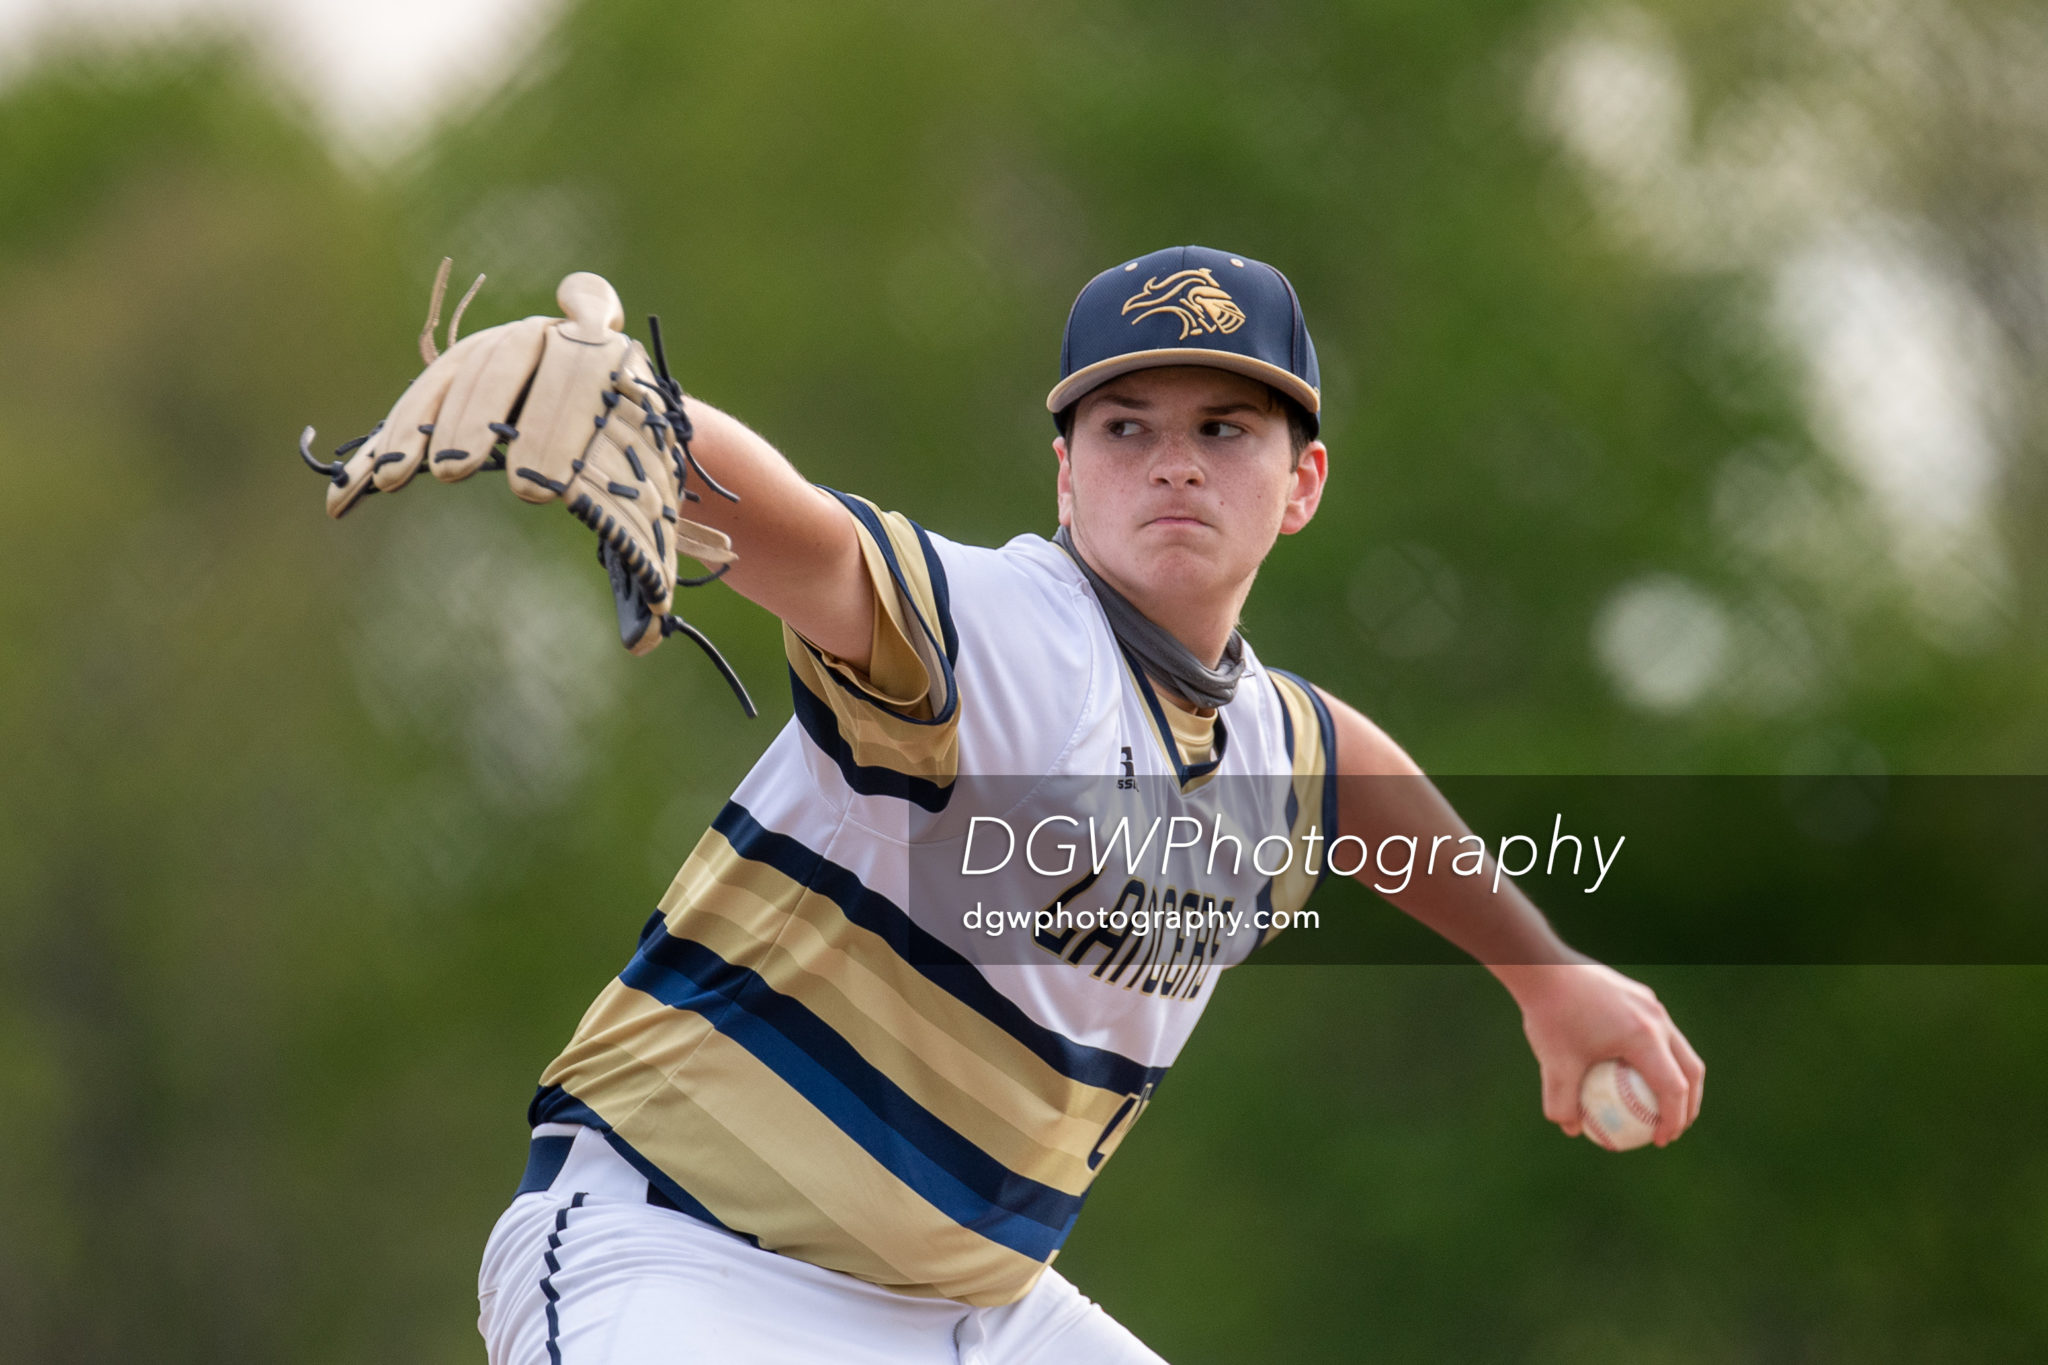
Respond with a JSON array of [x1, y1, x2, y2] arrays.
[[1, 0, 2045, 1360]]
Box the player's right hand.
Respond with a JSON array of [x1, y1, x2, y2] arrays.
[[1508, 960, 1705, 1147]]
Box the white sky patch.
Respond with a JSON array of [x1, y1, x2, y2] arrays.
[[1532, 7, 1687, 192], [1533, 2, 2017, 664], [352, 497, 622, 809], [1594, 575, 1731, 713], [0, 0, 565, 155], [1771, 231, 2005, 549]]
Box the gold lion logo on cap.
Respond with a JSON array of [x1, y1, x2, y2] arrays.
[[1121, 268, 1246, 339]]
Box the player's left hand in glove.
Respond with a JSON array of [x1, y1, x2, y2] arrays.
[[299, 262, 755, 715]]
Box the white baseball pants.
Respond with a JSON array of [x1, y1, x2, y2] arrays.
[[477, 1124, 1167, 1364]]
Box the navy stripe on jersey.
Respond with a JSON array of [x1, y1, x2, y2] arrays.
[[618, 933, 1082, 1259], [787, 664, 954, 812], [714, 802, 1167, 1097], [907, 519, 960, 663]]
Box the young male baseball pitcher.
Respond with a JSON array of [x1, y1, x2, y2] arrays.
[[304, 244, 1703, 1362]]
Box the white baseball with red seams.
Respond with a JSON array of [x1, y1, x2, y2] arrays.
[[1579, 1059, 1660, 1151]]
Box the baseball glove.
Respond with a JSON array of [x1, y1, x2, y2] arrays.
[[300, 261, 755, 716]]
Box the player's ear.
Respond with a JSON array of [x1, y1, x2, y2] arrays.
[[1279, 439, 1327, 536], [1054, 436, 1077, 527]]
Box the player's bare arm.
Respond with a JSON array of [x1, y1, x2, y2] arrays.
[[1312, 684, 1706, 1146], [652, 395, 876, 667]]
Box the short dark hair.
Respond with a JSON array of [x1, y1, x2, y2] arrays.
[[1056, 384, 1315, 466]]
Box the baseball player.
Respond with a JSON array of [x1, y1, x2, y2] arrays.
[[304, 245, 1703, 1362]]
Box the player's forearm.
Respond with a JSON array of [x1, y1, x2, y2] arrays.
[[673, 395, 874, 665], [1314, 684, 1581, 984], [1345, 774, 1583, 975], [1392, 882, 1589, 1001]]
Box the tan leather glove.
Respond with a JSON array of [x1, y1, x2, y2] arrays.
[[302, 264, 754, 715]]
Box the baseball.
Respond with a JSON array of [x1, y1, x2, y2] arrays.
[[1579, 1059, 1660, 1151]]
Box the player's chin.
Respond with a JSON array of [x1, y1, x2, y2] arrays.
[[1126, 543, 1234, 596]]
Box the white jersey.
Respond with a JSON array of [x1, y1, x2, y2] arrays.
[[532, 492, 1337, 1305]]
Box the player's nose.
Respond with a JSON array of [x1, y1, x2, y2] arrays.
[[1148, 432, 1204, 486]]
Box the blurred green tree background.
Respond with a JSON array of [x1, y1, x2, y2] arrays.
[[2, 0, 2045, 1359]]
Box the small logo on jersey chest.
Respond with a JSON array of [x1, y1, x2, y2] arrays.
[[1117, 745, 1135, 789]]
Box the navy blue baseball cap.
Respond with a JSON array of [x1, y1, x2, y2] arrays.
[[1047, 245, 1320, 436]]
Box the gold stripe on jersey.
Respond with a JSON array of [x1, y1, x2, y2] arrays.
[[783, 493, 960, 807], [655, 831, 1128, 1175], [543, 994, 1027, 1296], [1265, 670, 1336, 921], [606, 1027, 1050, 1303], [1159, 698, 1216, 766], [602, 1041, 913, 1285], [537, 814, 1152, 1304]]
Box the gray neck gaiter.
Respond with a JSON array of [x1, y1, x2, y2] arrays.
[[1054, 524, 1246, 710]]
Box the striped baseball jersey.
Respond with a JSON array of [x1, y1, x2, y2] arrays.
[[531, 491, 1338, 1306]]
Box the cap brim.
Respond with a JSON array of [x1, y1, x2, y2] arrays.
[[1046, 348, 1321, 419]]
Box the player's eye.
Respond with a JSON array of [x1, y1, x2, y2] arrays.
[[1200, 420, 1246, 439], [1104, 419, 1144, 439]]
